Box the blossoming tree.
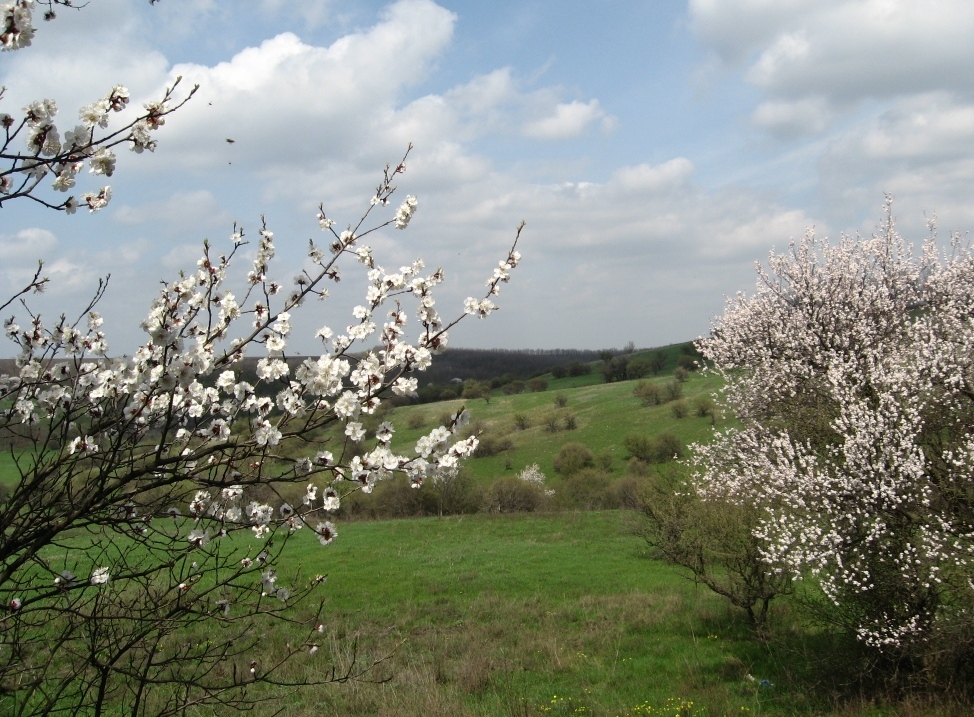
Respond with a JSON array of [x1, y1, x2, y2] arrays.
[[694, 200, 974, 670], [0, 2, 523, 713]]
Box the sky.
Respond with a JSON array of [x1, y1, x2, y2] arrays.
[[3, 0, 974, 355]]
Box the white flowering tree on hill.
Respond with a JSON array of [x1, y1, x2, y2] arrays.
[[0, 2, 523, 714], [694, 200, 974, 674]]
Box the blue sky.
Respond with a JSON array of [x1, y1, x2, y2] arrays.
[[3, 0, 974, 354]]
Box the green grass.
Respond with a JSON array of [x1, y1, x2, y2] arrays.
[[0, 450, 21, 486], [248, 510, 950, 717], [385, 370, 725, 483]]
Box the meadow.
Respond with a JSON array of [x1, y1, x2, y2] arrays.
[[2, 353, 966, 716], [237, 510, 960, 717]]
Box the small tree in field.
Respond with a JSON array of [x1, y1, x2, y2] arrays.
[[0, 4, 523, 714], [693, 200, 974, 676]]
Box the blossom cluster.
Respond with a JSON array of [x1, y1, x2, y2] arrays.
[[693, 202, 974, 649], [0, 3, 196, 211], [2, 156, 522, 576]]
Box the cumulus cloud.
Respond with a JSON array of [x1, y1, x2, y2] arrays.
[[522, 99, 614, 140], [113, 190, 234, 232], [147, 0, 456, 172], [691, 0, 974, 138], [0, 228, 58, 262], [817, 92, 974, 231], [610, 159, 695, 193], [751, 96, 833, 137], [0, 0, 854, 353]]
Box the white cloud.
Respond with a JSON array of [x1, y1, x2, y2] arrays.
[[113, 190, 234, 232], [147, 0, 457, 173], [259, 0, 335, 28], [691, 0, 974, 137], [818, 92, 974, 232], [0, 228, 58, 261], [610, 159, 695, 193], [752, 96, 833, 137], [522, 99, 613, 140]]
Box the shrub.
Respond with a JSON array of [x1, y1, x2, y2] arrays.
[[567, 362, 591, 377], [632, 468, 793, 631], [554, 469, 617, 511], [513, 413, 530, 430], [624, 433, 683, 463], [626, 357, 652, 379], [674, 366, 689, 383], [501, 380, 526, 395], [563, 414, 577, 430], [693, 395, 716, 419], [553, 442, 595, 476], [527, 378, 548, 392], [693, 202, 974, 671], [662, 379, 683, 402], [633, 380, 663, 406], [554, 393, 569, 407], [671, 399, 689, 419], [626, 458, 651, 477], [473, 434, 514, 458], [484, 476, 547, 513]]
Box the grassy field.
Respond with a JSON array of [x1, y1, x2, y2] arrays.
[[245, 510, 955, 717], [348, 368, 727, 486], [3, 361, 966, 715]]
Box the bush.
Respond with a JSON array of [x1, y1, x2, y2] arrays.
[[527, 378, 548, 392], [567, 362, 591, 377], [623, 432, 683, 463], [674, 366, 689, 382], [694, 395, 716, 419], [626, 357, 652, 379], [554, 393, 569, 408], [501, 380, 526, 395], [513, 413, 530, 430], [613, 475, 647, 510], [626, 458, 651, 477], [553, 469, 617, 511], [430, 469, 482, 516], [671, 399, 689, 419], [633, 380, 663, 406], [662, 380, 683, 402], [553, 442, 595, 476], [600, 355, 629, 383], [484, 476, 547, 513], [694, 203, 974, 674], [473, 434, 514, 458], [632, 468, 793, 631], [563, 414, 578, 430]]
